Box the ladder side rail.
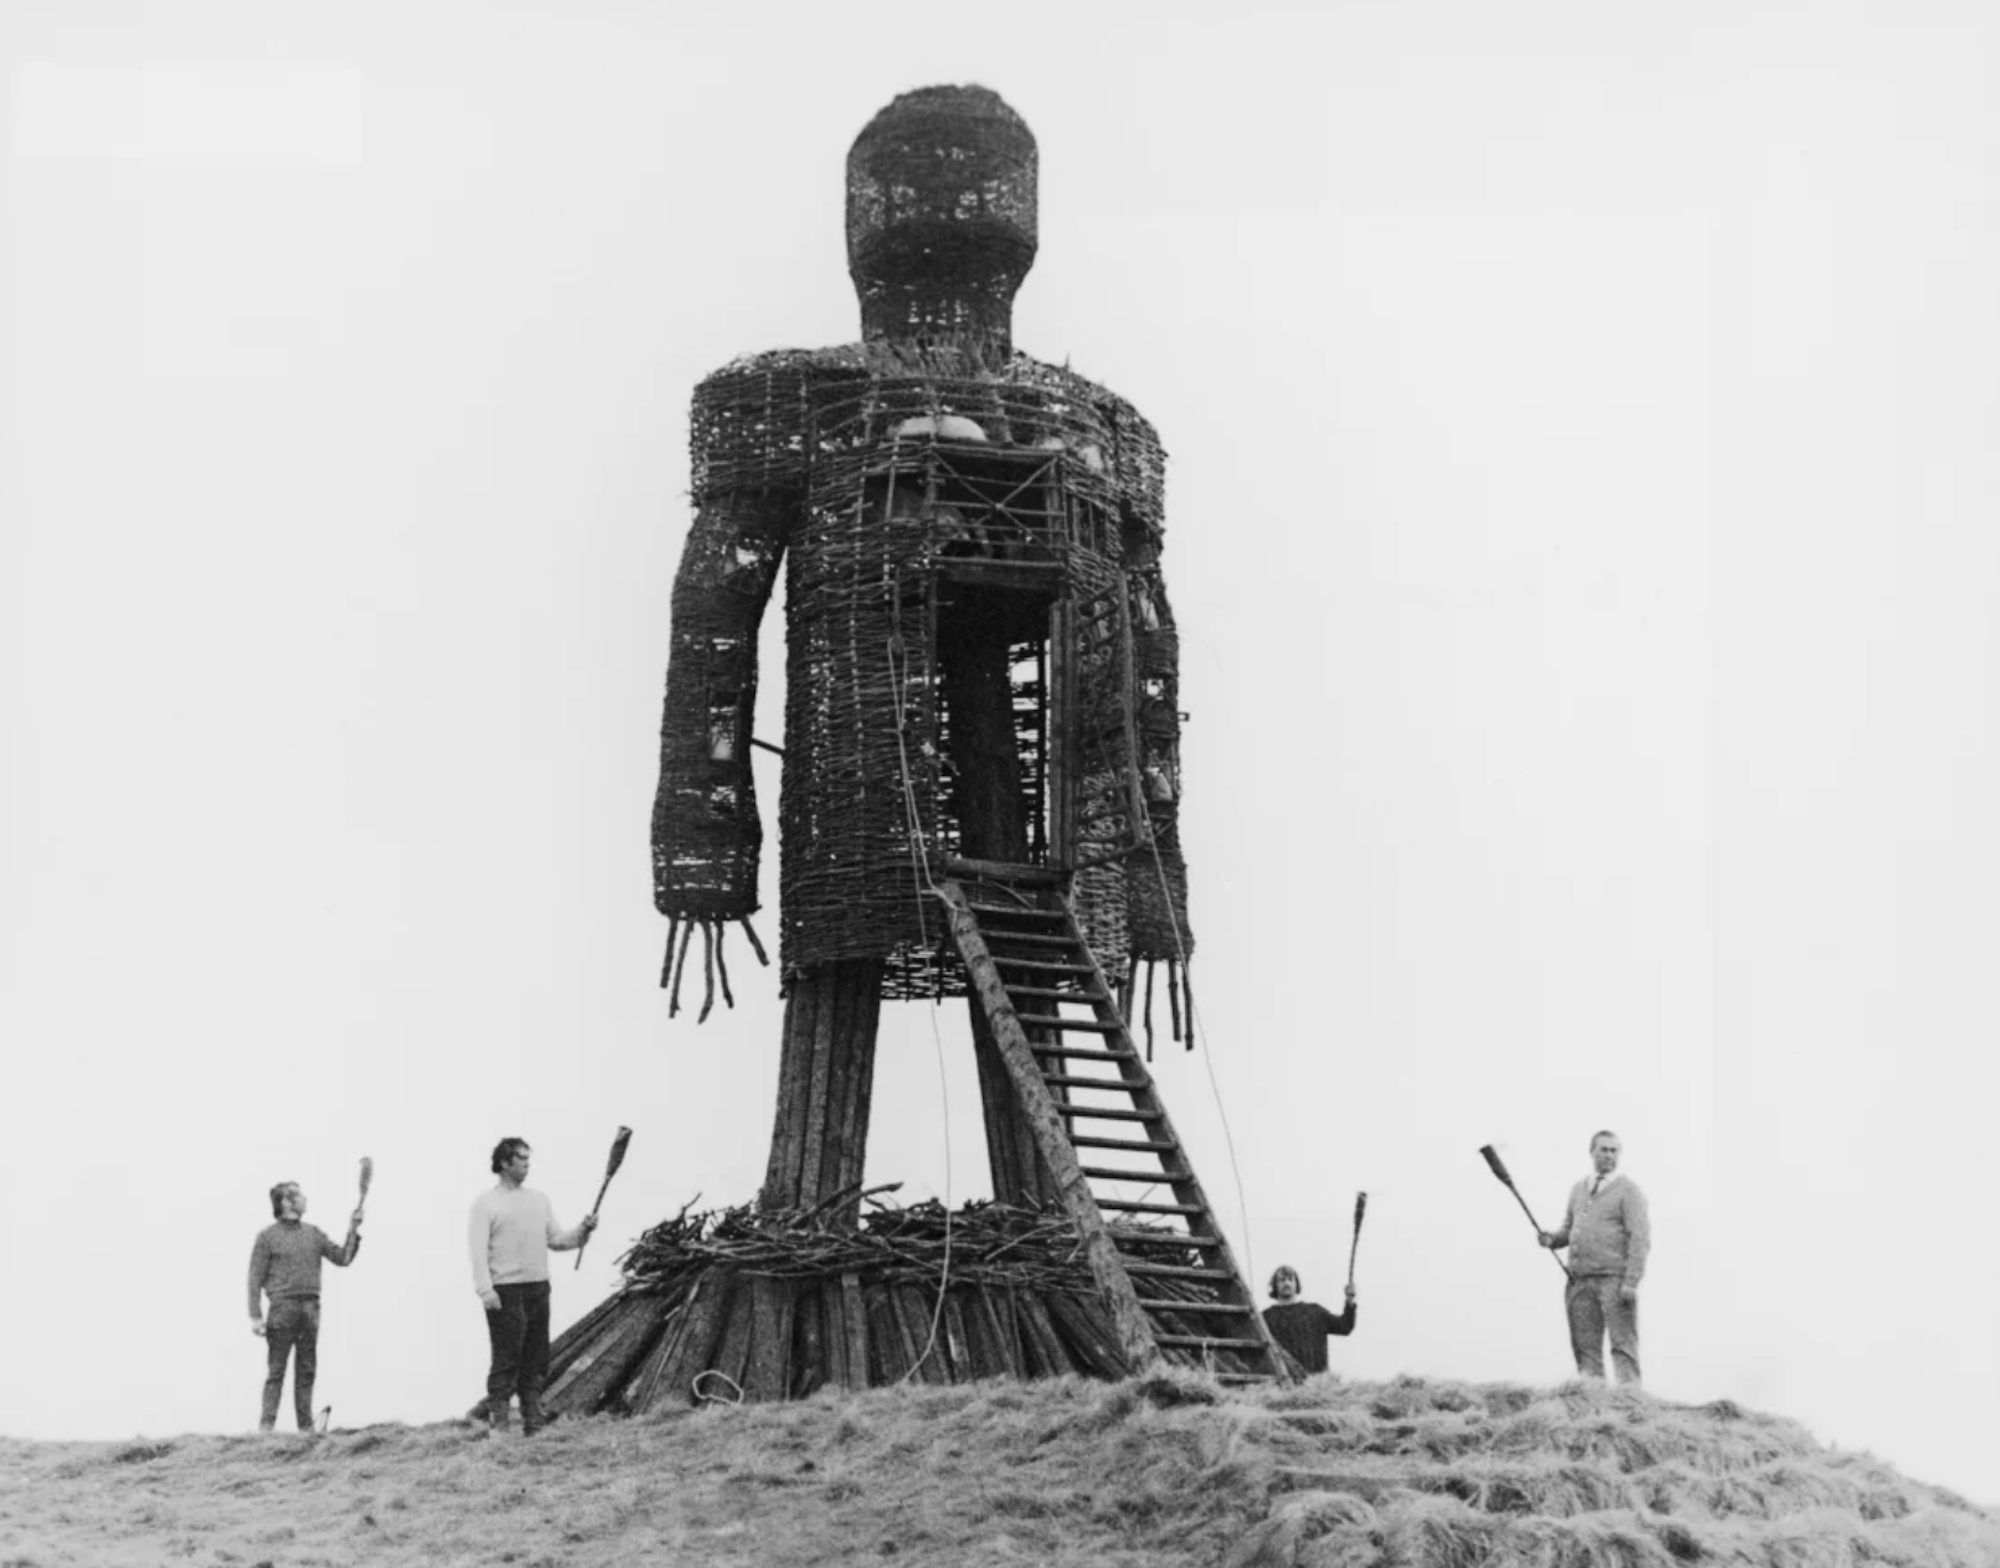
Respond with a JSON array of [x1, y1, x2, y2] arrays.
[[1057, 893, 1287, 1369], [934, 881, 1162, 1374]]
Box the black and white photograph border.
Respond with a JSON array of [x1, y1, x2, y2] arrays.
[[1, 1, 1995, 1561]]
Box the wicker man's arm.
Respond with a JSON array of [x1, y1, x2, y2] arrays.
[[1125, 553, 1192, 969], [650, 491, 790, 924]]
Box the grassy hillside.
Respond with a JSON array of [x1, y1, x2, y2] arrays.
[[3, 1375, 1994, 1568]]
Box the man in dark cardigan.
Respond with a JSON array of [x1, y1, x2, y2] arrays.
[[1261, 1264, 1357, 1375]]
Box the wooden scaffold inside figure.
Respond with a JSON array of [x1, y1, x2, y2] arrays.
[[543, 85, 1288, 1414]]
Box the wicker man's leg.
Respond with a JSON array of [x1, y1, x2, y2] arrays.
[[761, 959, 885, 1219]]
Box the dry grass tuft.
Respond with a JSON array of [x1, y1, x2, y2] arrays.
[[1132, 1366, 1224, 1408], [2, 1378, 1994, 1567]]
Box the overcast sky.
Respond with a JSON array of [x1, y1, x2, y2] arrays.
[[3, 0, 1996, 1505]]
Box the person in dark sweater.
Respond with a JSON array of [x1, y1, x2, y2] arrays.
[[1261, 1265, 1357, 1375], [247, 1181, 362, 1433]]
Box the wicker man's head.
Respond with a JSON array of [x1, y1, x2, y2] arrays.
[[846, 85, 1038, 351]]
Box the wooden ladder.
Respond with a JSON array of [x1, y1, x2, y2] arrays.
[[935, 872, 1285, 1383]]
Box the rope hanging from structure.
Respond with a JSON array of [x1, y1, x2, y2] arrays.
[[887, 620, 958, 1385], [1142, 820, 1258, 1293]]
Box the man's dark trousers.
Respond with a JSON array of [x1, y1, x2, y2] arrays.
[[485, 1281, 553, 1431], [260, 1297, 320, 1432]]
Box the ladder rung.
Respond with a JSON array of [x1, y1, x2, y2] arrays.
[[1121, 1261, 1230, 1279], [1073, 1135, 1176, 1153], [1155, 1335, 1269, 1352], [1052, 1106, 1159, 1123], [1040, 1072, 1144, 1093], [1137, 1301, 1257, 1318], [1005, 983, 1109, 1002], [1028, 1044, 1135, 1062], [1113, 1237, 1224, 1255], [1111, 1226, 1222, 1247], [964, 904, 1066, 923], [1078, 1165, 1175, 1182], [1096, 1199, 1204, 1216], [989, 956, 1093, 974], [1016, 1014, 1122, 1033], [980, 931, 1076, 949]]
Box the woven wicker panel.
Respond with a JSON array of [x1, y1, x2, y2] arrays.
[[1123, 552, 1192, 965], [652, 87, 1186, 999], [847, 86, 1037, 353], [649, 487, 790, 922], [656, 348, 1183, 995]]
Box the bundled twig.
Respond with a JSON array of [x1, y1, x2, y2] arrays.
[[616, 1192, 1116, 1294]]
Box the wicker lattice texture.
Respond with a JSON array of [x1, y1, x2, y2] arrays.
[[1124, 545, 1193, 963], [650, 340, 1188, 997], [847, 86, 1037, 353], [651, 86, 1190, 999], [648, 490, 787, 920]]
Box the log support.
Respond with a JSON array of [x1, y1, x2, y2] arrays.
[[761, 959, 883, 1219]]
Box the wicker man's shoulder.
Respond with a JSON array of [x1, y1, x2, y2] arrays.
[[1009, 353, 1167, 535], [687, 348, 829, 502], [688, 345, 1168, 532]]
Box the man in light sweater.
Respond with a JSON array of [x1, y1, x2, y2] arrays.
[[247, 1181, 362, 1433], [1539, 1129, 1650, 1385], [469, 1136, 596, 1435]]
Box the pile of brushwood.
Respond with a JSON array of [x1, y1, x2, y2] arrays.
[[618, 1190, 1106, 1291], [534, 1192, 1237, 1416]]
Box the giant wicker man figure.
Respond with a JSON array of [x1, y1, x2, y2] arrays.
[[651, 86, 1194, 1222]]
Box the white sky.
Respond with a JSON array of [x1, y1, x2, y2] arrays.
[[2, 0, 1996, 1506]]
